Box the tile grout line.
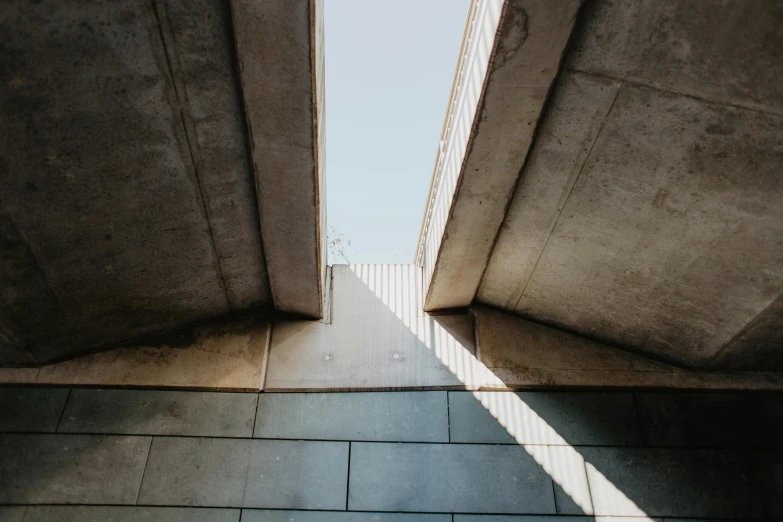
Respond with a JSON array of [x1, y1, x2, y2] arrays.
[[549, 448, 558, 515], [135, 437, 155, 505], [2, 429, 780, 451], [54, 388, 72, 433], [582, 455, 596, 517], [345, 441, 352, 510], [250, 393, 261, 438], [446, 391, 451, 443]]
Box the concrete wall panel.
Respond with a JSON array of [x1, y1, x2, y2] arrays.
[[0, 0, 273, 363], [512, 85, 783, 367]]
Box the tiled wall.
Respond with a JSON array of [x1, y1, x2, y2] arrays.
[[0, 388, 781, 521]]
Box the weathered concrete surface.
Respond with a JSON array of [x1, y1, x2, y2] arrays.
[[471, 0, 783, 370], [478, 70, 621, 309], [158, 0, 270, 310], [421, 0, 583, 311], [482, 82, 783, 369], [0, 0, 331, 364], [475, 306, 783, 390], [232, 0, 326, 318], [708, 295, 783, 371], [566, 0, 783, 115]]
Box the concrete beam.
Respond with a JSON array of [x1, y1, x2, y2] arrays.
[[231, 0, 326, 318], [478, 0, 783, 370], [417, 0, 583, 311], [0, 0, 272, 364]]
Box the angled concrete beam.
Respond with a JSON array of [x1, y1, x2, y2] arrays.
[[231, 0, 326, 318], [416, 0, 582, 311]]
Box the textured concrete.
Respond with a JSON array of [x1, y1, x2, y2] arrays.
[[1, 0, 327, 365], [422, 0, 582, 311], [477, 70, 621, 309], [0, 387, 69, 432], [60, 389, 258, 437], [0, 434, 150, 504], [471, 0, 783, 371], [138, 437, 348, 509], [449, 391, 642, 445], [0, 507, 26, 522], [348, 442, 556, 513], [474, 306, 783, 390], [504, 84, 783, 368], [232, 0, 325, 318], [0, 0, 272, 364], [28, 316, 269, 390], [566, 0, 783, 115], [23, 507, 239, 522], [255, 391, 448, 442]]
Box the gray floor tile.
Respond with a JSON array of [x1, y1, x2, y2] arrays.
[[0, 387, 69, 432], [244, 439, 349, 509], [138, 437, 252, 507], [454, 515, 660, 522], [547, 445, 593, 515], [635, 391, 783, 449], [348, 442, 556, 514], [748, 450, 783, 519], [241, 511, 450, 521], [138, 437, 348, 509], [0, 507, 26, 522], [59, 389, 258, 437], [662, 519, 740, 522], [448, 392, 643, 445], [580, 446, 764, 518], [0, 434, 150, 504], [23, 506, 239, 522], [254, 392, 448, 442]]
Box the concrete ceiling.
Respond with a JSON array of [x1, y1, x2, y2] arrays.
[[420, 0, 783, 371], [0, 0, 325, 365]]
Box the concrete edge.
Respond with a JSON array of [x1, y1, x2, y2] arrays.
[[421, 0, 584, 311], [230, 0, 325, 319]]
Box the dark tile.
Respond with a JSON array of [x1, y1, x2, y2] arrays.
[[0, 434, 150, 504], [448, 391, 643, 446], [243, 439, 349, 509], [0, 387, 69, 432], [241, 511, 450, 522], [662, 519, 740, 522], [23, 506, 239, 522], [138, 437, 348, 509], [138, 437, 251, 507], [748, 450, 783, 519], [59, 389, 257, 437], [454, 517, 661, 522], [348, 442, 555, 514], [255, 392, 448, 442], [580, 446, 764, 518], [636, 391, 783, 449], [0, 507, 26, 522]]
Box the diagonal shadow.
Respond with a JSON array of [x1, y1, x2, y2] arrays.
[[270, 263, 768, 519]]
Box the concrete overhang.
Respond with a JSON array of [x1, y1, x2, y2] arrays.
[[418, 0, 783, 371], [0, 0, 325, 365]]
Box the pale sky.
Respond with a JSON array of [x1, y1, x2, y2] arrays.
[[324, 0, 470, 264]]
